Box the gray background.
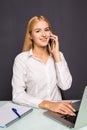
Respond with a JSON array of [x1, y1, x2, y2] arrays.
[[0, 0, 87, 100]]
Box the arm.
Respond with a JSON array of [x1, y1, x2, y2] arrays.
[[12, 53, 42, 108], [55, 52, 72, 90], [49, 33, 72, 90]]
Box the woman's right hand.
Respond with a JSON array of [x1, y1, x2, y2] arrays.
[[39, 100, 76, 116]]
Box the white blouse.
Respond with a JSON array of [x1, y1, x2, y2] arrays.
[[12, 49, 72, 107]]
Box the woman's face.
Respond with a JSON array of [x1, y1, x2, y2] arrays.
[[30, 20, 51, 48]]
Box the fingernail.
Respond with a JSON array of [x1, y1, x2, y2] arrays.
[[73, 109, 76, 112], [72, 113, 76, 116]]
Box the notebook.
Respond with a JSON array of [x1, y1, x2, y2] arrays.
[[44, 86, 87, 129], [0, 102, 33, 128]]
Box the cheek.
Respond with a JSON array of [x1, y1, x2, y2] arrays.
[[33, 36, 39, 40], [30, 34, 37, 41], [32, 36, 39, 43], [47, 31, 51, 37]]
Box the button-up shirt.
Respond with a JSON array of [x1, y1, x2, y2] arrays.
[[12, 49, 72, 107]]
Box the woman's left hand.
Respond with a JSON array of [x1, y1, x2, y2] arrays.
[[48, 34, 61, 62]]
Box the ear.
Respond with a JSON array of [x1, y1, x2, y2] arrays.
[[28, 33, 33, 40]]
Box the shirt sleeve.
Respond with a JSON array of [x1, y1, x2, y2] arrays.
[[55, 52, 72, 90], [11, 54, 42, 108]]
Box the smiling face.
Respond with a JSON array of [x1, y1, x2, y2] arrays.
[[30, 20, 52, 48]]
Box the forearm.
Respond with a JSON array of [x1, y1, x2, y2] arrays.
[[12, 91, 42, 108], [55, 52, 72, 90], [53, 51, 62, 62], [56, 61, 72, 90]]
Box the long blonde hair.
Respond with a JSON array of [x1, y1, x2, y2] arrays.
[[22, 16, 52, 51]]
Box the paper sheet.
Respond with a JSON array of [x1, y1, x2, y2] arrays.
[[0, 102, 33, 127]]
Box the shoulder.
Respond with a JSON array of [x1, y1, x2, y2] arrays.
[[14, 51, 29, 63]]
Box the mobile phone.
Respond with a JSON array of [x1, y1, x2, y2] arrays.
[[49, 39, 54, 49]]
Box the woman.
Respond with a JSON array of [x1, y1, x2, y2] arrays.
[[12, 16, 75, 116]]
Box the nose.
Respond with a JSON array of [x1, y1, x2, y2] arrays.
[[42, 31, 46, 36]]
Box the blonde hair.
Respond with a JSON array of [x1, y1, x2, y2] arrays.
[[22, 16, 52, 51]]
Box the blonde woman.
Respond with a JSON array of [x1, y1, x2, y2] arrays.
[[12, 16, 75, 116]]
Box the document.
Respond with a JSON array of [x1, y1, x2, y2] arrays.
[[0, 102, 33, 128]]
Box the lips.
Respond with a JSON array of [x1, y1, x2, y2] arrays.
[[40, 38, 47, 42]]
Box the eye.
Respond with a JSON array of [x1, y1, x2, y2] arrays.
[[35, 30, 40, 33], [45, 28, 50, 32]]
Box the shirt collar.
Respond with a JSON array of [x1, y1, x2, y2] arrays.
[[28, 49, 33, 57], [28, 49, 52, 58]]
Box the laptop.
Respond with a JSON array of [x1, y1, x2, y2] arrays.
[[44, 86, 87, 129]]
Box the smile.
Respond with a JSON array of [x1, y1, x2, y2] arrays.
[[40, 38, 47, 42]]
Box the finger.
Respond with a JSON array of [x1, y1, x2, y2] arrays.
[[58, 109, 76, 116], [57, 106, 72, 115], [50, 34, 58, 41], [60, 103, 75, 116], [64, 102, 76, 112], [58, 109, 68, 115]]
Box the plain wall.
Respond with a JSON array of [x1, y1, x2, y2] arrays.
[[0, 0, 87, 100]]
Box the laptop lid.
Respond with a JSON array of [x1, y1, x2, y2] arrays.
[[74, 86, 87, 129]]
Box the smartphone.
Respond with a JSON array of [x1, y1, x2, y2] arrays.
[[49, 39, 54, 49]]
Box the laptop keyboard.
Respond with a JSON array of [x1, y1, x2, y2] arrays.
[[61, 111, 78, 124]]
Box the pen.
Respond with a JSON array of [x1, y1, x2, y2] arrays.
[[12, 108, 21, 118]]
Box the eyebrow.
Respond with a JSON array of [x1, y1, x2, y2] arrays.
[[33, 27, 50, 31]]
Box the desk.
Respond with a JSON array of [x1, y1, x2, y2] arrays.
[[0, 101, 87, 130]]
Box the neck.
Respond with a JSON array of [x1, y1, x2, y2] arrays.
[[32, 46, 50, 63], [32, 46, 49, 57]]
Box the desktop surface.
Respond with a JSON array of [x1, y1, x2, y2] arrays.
[[0, 101, 87, 130]]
